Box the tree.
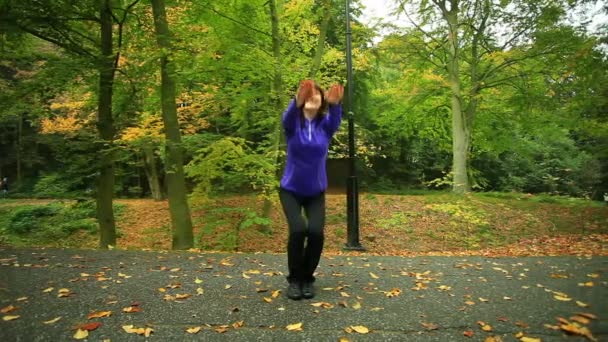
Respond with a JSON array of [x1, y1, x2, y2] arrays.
[[2, 0, 140, 247], [396, 0, 582, 193], [150, 0, 194, 249]]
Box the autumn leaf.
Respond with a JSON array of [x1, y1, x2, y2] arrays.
[[175, 293, 192, 300], [123, 325, 154, 337], [195, 277, 203, 284], [351, 325, 370, 334], [577, 281, 594, 287], [196, 287, 204, 295], [554, 295, 572, 301], [286, 322, 303, 331], [338, 338, 351, 342], [352, 301, 362, 310], [186, 326, 202, 334], [421, 322, 439, 330], [463, 330, 474, 337], [340, 292, 350, 297], [215, 325, 229, 333], [3, 315, 20, 321], [465, 300, 476, 305], [263, 297, 273, 303], [87, 311, 111, 319], [16, 297, 28, 301], [271, 290, 281, 298], [479, 297, 489, 302], [232, 321, 244, 329], [576, 301, 589, 308], [520, 337, 542, 342], [122, 306, 141, 313], [311, 302, 334, 309], [225, 285, 232, 290], [43, 317, 62, 324], [43, 287, 54, 293], [370, 272, 379, 279], [1, 305, 17, 314], [385, 288, 402, 298], [587, 273, 599, 278], [484, 337, 503, 342], [73, 329, 88, 340], [58, 288, 73, 298], [570, 315, 590, 325]]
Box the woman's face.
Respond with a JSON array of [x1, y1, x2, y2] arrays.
[[303, 88, 322, 114]]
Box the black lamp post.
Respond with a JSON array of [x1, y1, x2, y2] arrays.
[[344, 0, 364, 251]]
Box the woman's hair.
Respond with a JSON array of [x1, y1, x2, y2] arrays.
[[298, 82, 328, 126]]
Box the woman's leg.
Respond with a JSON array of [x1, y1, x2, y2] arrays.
[[279, 188, 307, 284], [302, 192, 326, 283]]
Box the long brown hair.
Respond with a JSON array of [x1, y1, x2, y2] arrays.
[[298, 82, 328, 127]]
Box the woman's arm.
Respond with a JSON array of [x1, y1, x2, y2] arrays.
[[283, 80, 315, 136], [324, 84, 344, 136]]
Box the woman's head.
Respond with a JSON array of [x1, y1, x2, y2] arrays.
[[302, 82, 328, 117]]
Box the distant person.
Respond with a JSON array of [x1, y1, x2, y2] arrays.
[[1, 177, 7, 197], [279, 80, 344, 300]]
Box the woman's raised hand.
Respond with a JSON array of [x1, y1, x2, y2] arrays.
[[296, 80, 315, 107], [326, 84, 344, 105]]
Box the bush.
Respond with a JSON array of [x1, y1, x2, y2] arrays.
[[33, 174, 84, 198], [8, 204, 62, 234]]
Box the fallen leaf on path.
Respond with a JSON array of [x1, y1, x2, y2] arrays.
[[43, 317, 62, 324], [465, 300, 476, 306], [559, 321, 597, 341], [271, 290, 281, 298], [352, 301, 362, 310], [370, 272, 379, 279], [215, 325, 229, 333], [587, 273, 599, 278], [351, 325, 369, 334], [263, 297, 272, 303], [1, 305, 17, 314], [570, 315, 590, 325], [437, 285, 451, 291], [195, 277, 203, 284], [58, 288, 73, 298], [479, 297, 489, 302], [340, 292, 350, 297], [73, 329, 88, 340], [196, 287, 204, 295], [286, 322, 303, 331], [463, 330, 474, 337], [575, 312, 597, 320], [576, 301, 589, 308], [16, 297, 28, 301], [123, 325, 154, 337], [554, 295, 571, 301], [87, 311, 111, 319], [578, 282, 594, 287], [311, 302, 334, 309], [520, 337, 541, 342], [485, 337, 503, 342], [175, 294, 191, 300], [186, 326, 202, 334], [43, 287, 54, 293], [118, 272, 131, 279], [225, 285, 232, 290], [233, 321, 244, 328], [338, 338, 351, 342], [3, 315, 20, 321], [385, 288, 402, 298], [122, 306, 141, 313], [421, 322, 439, 330]]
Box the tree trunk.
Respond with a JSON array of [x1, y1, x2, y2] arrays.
[[259, 0, 284, 234], [308, 0, 331, 78], [151, 0, 194, 250], [16, 112, 22, 189], [444, 5, 469, 194], [96, 0, 117, 248], [142, 144, 163, 201]]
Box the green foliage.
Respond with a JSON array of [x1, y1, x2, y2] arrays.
[[186, 137, 277, 198], [7, 204, 62, 234]]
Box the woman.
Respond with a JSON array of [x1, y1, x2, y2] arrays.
[[280, 80, 344, 300]]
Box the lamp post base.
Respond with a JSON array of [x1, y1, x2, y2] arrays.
[[343, 244, 366, 251]]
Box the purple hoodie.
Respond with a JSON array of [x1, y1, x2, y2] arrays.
[[280, 98, 343, 197]]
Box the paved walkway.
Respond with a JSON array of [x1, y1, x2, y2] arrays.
[[0, 247, 606, 341]]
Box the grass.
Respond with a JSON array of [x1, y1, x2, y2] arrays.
[[0, 192, 606, 256]]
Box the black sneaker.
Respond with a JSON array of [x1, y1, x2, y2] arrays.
[[301, 281, 314, 299], [287, 282, 302, 300]]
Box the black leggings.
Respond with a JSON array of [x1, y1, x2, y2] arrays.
[[279, 188, 325, 283]]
